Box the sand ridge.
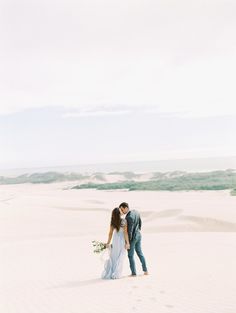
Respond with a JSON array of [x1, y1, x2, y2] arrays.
[[0, 183, 236, 312]]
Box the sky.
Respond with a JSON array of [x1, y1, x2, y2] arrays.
[[0, 0, 236, 169]]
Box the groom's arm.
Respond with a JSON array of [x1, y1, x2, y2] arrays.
[[126, 215, 134, 242], [139, 215, 142, 230]]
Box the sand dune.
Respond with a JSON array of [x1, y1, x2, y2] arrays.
[[0, 183, 236, 312]]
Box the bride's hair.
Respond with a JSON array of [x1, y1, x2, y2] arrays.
[[110, 207, 121, 231]]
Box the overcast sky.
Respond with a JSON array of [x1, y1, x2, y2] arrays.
[[0, 0, 236, 169]]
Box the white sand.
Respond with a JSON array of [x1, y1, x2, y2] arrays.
[[0, 183, 236, 313]]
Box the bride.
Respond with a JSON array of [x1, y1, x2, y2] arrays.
[[101, 207, 130, 279]]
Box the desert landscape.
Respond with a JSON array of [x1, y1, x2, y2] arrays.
[[2, 0, 236, 311], [1, 178, 236, 313]]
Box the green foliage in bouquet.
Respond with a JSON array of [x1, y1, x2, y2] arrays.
[[92, 240, 107, 253]]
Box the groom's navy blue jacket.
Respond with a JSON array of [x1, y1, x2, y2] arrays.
[[125, 210, 142, 242]]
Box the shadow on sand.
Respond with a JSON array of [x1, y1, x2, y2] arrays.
[[46, 274, 138, 290], [46, 277, 123, 289]]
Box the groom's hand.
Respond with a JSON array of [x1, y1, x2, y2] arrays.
[[125, 243, 130, 250]]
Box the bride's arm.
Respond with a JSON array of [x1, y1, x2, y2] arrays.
[[105, 225, 114, 247], [124, 224, 130, 249]]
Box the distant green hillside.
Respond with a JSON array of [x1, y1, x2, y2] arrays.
[[72, 170, 236, 193], [108, 171, 141, 179], [1, 170, 236, 195], [231, 188, 236, 196], [0, 172, 89, 184]]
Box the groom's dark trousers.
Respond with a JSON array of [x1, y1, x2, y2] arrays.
[[126, 210, 147, 275]]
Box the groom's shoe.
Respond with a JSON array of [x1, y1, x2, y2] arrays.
[[129, 274, 137, 277], [144, 271, 149, 275]]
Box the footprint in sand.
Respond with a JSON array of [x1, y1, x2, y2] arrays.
[[146, 285, 152, 289], [149, 297, 157, 302], [165, 304, 174, 309]]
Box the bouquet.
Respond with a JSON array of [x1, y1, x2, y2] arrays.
[[92, 240, 107, 254]]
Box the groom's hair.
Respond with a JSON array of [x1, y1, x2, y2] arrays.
[[119, 202, 129, 209]]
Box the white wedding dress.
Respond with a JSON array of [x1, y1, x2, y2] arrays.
[[101, 219, 126, 279]]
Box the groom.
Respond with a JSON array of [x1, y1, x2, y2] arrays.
[[119, 202, 148, 276]]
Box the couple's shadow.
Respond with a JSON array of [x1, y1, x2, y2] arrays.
[[47, 276, 128, 290]]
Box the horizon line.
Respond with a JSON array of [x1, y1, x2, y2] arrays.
[[1, 155, 236, 172]]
